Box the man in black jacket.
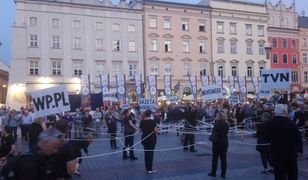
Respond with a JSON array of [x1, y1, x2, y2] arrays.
[[183, 104, 197, 152], [264, 104, 303, 180]]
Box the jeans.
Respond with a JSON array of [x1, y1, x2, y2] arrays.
[[9, 126, 18, 142], [123, 134, 135, 159]]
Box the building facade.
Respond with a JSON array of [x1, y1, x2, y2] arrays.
[[0, 60, 9, 105], [144, 0, 212, 98], [267, 1, 300, 92], [299, 16, 308, 90], [199, 0, 268, 93], [7, 0, 144, 109]]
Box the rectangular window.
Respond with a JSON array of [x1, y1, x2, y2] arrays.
[[163, 19, 171, 29], [247, 66, 253, 77], [73, 37, 81, 49], [51, 61, 61, 76], [291, 71, 298, 83], [30, 34, 38, 47], [246, 42, 253, 54], [72, 20, 81, 29], [95, 22, 103, 31], [230, 41, 237, 54], [218, 41, 224, 53], [199, 42, 206, 53], [302, 38, 307, 47], [282, 39, 287, 48], [150, 39, 158, 51], [292, 39, 296, 49], [29, 17, 37, 26], [112, 62, 122, 75], [112, 23, 120, 32], [245, 24, 252, 35], [182, 41, 189, 53], [272, 38, 277, 48], [259, 43, 265, 55], [258, 25, 264, 36], [29, 60, 39, 75], [164, 63, 172, 75], [128, 24, 136, 32], [217, 22, 224, 33], [199, 22, 205, 32], [164, 40, 171, 52], [200, 64, 206, 76], [96, 39, 103, 51], [303, 53, 307, 63], [149, 18, 157, 28], [304, 71, 308, 83], [128, 41, 136, 52], [259, 66, 264, 76], [283, 54, 288, 64], [52, 35, 60, 48], [112, 40, 120, 51], [51, 18, 59, 28], [272, 54, 278, 64], [72, 61, 83, 76], [128, 63, 137, 78], [95, 62, 106, 76], [218, 65, 224, 77], [292, 55, 297, 64], [150, 63, 159, 75], [230, 23, 236, 34], [182, 21, 189, 31], [183, 63, 192, 75], [231, 65, 237, 77]]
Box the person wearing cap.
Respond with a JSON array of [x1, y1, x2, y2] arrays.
[[139, 110, 159, 174], [264, 104, 303, 180]]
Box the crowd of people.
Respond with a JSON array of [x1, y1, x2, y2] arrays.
[[0, 91, 306, 179]]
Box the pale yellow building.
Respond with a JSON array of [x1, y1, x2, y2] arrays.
[[299, 16, 308, 90]]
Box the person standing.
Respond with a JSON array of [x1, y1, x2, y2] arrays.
[[122, 109, 139, 160], [106, 110, 119, 149], [0, 126, 16, 159], [82, 110, 92, 134], [208, 111, 229, 178], [139, 110, 159, 174], [92, 108, 103, 136], [6, 109, 20, 142], [20, 110, 33, 141], [72, 108, 83, 137], [264, 104, 303, 180], [62, 111, 74, 138], [28, 117, 47, 149], [183, 104, 197, 152]]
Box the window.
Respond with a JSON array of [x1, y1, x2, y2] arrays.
[[112, 23, 120, 32], [199, 64, 207, 76], [303, 53, 307, 63], [164, 63, 172, 75], [283, 54, 288, 64], [182, 21, 189, 31], [51, 61, 61, 76], [217, 22, 224, 33], [291, 39, 296, 49], [112, 40, 120, 51], [246, 41, 253, 54], [128, 41, 136, 52], [199, 42, 206, 53], [95, 62, 106, 76], [128, 63, 137, 77], [51, 18, 59, 28], [231, 65, 237, 77], [29, 17, 37, 26], [73, 37, 81, 49], [183, 63, 192, 75], [292, 55, 297, 64], [245, 24, 252, 35], [112, 62, 122, 75], [282, 39, 287, 48], [199, 22, 205, 32], [259, 43, 265, 55], [304, 71, 308, 83], [217, 41, 224, 53], [150, 63, 158, 75], [30, 34, 38, 47], [72, 61, 83, 76], [150, 39, 158, 51], [163, 19, 171, 29], [247, 66, 253, 77], [29, 60, 39, 75], [258, 25, 264, 36], [72, 20, 81, 29], [272, 54, 278, 64], [95, 22, 103, 31], [128, 24, 136, 32], [182, 41, 189, 53], [164, 40, 171, 52], [149, 18, 157, 28], [302, 38, 307, 47], [291, 71, 298, 83], [218, 65, 224, 77], [230, 40, 237, 54], [272, 38, 277, 48], [95, 39, 103, 51], [52, 35, 60, 48], [259, 65, 265, 76], [230, 23, 236, 34]]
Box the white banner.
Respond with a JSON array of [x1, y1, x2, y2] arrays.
[[148, 76, 157, 96], [215, 76, 222, 86], [31, 85, 71, 118], [260, 69, 290, 97], [202, 84, 224, 101], [201, 76, 209, 86], [100, 74, 109, 95], [164, 75, 172, 96], [229, 76, 235, 95], [138, 98, 156, 112], [229, 96, 241, 105]]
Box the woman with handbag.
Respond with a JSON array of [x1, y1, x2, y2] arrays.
[[208, 111, 229, 178]]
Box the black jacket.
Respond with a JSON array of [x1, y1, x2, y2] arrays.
[[212, 120, 229, 151]]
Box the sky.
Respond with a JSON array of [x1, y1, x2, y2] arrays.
[[0, 0, 307, 67]]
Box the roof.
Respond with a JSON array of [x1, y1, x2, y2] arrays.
[[299, 16, 308, 29], [145, 0, 210, 9]]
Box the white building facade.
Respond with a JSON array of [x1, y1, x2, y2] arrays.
[[7, 0, 144, 109]]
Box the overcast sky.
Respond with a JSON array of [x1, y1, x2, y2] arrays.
[[0, 0, 307, 67]]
